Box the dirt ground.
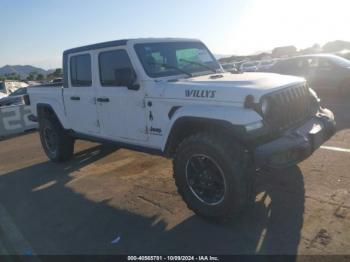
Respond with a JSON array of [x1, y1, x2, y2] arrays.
[[0, 96, 349, 255]]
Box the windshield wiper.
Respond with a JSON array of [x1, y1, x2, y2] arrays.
[[148, 62, 192, 77], [179, 58, 217, 73]]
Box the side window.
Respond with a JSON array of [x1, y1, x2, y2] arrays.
[[99, 50, 133, 86], [296, 59, 304, 68], [70, 54, 92, 87], [319, 58, 332, 68], [307, 58, 319, 68]]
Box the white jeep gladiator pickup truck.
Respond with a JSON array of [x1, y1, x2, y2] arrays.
[[27, 38, 335, 222]]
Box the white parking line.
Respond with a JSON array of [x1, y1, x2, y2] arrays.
[[320, 146, 350, 153]]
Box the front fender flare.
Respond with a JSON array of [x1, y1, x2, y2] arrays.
[[162, 105, 263, 151]]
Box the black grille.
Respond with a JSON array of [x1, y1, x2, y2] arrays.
[[264, 84, 311, 131]]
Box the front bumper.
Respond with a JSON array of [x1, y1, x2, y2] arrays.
[[254, 108, 336, 168]]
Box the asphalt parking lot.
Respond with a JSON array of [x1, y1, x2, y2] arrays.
[[0, 96, 349, 255]]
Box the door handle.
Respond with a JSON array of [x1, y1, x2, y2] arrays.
[[97, 97, 110, 103], [70, 96, 80, 101]]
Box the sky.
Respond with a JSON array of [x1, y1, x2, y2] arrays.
[[0, 0, 349, 69]]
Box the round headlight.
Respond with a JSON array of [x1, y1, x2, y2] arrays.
[[261, 98, 270, 115]]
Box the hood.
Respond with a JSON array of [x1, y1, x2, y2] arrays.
[[159, 72, 306, 103]]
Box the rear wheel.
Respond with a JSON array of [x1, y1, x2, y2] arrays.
[[39, 117, 74, 162], [173, 132, 254, 223]]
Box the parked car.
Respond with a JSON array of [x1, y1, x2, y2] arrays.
[[0, 87, 27, 107], [240, 61, 259, 72], [50, 78, 63, 83], [221, 62, 238, 73], [0, 91, 6, 99], [0, 80, 28, 98], [268, 54, 350, 94], [27, 38, 335, 222], [257, 60, 276, 72]]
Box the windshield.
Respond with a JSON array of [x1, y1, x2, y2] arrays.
[[9, 88, 27, 96], [134, 42, 220, 78]]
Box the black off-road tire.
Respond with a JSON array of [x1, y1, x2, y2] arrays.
[[39, 117, 75, 162], [173, 132, 254, 223]]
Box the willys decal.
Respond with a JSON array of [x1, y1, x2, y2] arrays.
[[185, 90, 216, 98]]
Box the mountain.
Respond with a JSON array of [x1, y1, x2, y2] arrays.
[[0, 65, 51, 79]]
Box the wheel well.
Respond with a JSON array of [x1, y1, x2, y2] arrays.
[[37, 104, 56, 118], [36, 104, 63, 128], [165, 117, 243, 157]]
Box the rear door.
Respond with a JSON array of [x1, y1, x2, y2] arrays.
[[63, 53, 100, 134], [95, 48, 148, 142]]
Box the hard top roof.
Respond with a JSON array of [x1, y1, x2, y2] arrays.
[[63, 38, 200, 55]]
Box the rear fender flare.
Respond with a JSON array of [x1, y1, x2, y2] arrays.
[[36, 103, 68, 129]]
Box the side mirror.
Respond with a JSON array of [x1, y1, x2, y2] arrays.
[[114, 68, 139, 90]]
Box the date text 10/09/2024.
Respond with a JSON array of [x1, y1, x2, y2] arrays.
[[127, 256, 219, 261]]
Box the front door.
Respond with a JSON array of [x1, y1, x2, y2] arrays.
[[95, 48, 148, 142], [64, 53, 100, 134]]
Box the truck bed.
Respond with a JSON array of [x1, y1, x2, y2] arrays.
[[28, 85, 65, 118]]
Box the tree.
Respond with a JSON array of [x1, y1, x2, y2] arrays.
[[27, 71, 38, 81], [36, 74, 44, 81], [47, 68, 63, 80], [272, 45, 297, 58], [53, 68, 62, 77], [323, 40, 350, 52], [4, 73, 20, 80]]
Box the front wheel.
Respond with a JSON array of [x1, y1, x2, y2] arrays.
[[173, 132, 254, 223], [39, 117, 75, 162]]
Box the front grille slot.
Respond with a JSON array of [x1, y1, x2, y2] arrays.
[[265, 84, 311, 131]]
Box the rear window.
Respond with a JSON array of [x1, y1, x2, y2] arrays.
[[70, 54, 92, 87]]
